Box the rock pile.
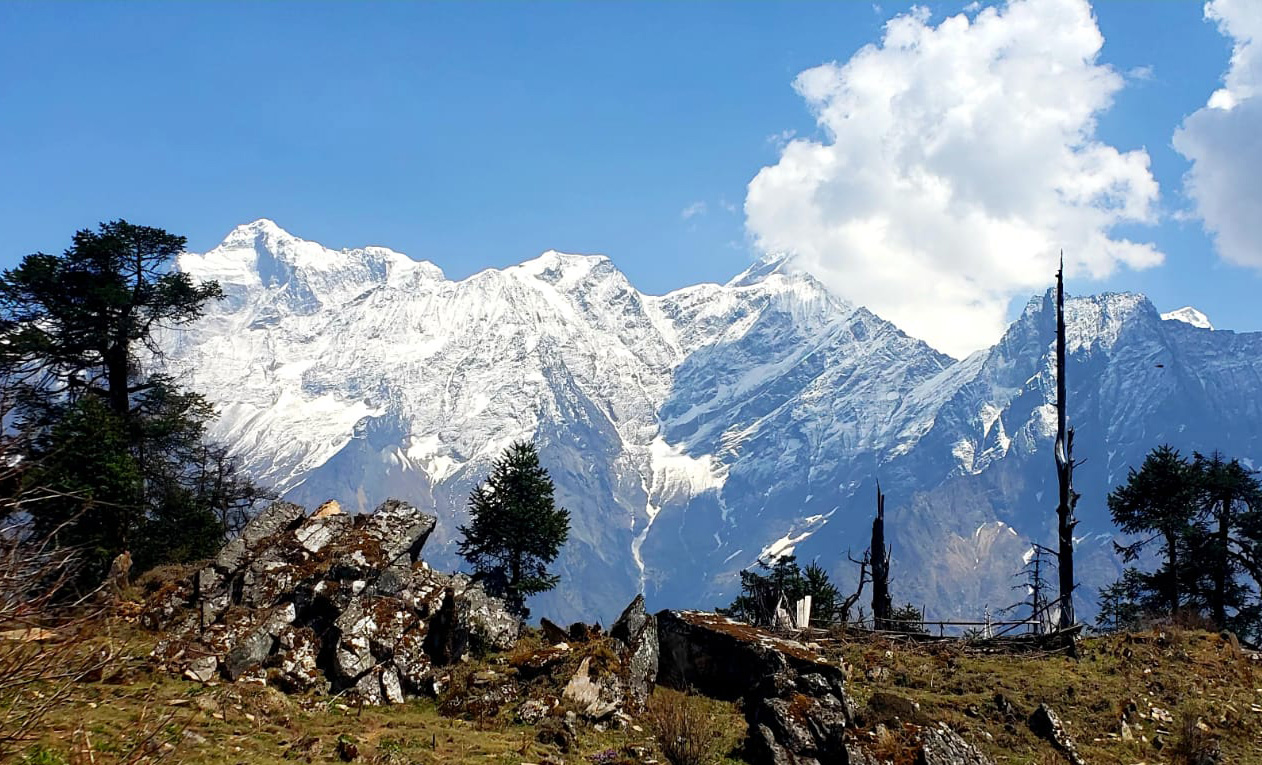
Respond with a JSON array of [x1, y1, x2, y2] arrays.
[[145, 498, 520, 704], [656, 610, 992, 765]]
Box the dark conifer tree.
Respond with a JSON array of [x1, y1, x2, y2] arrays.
[[1108, 445, 1200, 617], [458, 441, 570, 618], [0, 221, 265, 586]]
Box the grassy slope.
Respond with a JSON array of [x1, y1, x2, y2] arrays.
[[830, 627, 1262, 764], [7, 621, 1261, 764]]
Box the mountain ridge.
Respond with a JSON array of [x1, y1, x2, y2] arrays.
[[163, 220, 1262, 622]]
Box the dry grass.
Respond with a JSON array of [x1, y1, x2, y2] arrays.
[[5, 620, 699, 765], [826, 626, 1262, 764], [644, 687, 743, 765]]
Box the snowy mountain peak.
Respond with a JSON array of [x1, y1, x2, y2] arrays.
[[726, 252, 796, 287], [1162, 306, 1214, 330], [180, 220, 440, 295], [163, 222, 1262, 624], [509, 250, 615, 284]]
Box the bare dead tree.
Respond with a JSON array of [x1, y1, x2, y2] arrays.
[[1003, 544, 1054, 635], [839, 548, 871, 623], [870, 483, 893, 630], [1054, 255, 1081, 629]]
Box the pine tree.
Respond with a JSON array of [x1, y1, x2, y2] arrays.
[[802, 561, 840, 626], [458, 441, 570, 618], [1191, 451, 1262, 635], [0, 221, 265, 586], [1095, 572, 1144, 632], [1108, 445, 1200, 617]]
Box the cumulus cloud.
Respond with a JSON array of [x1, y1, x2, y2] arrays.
[[744, 0, 1162, 357], [680, 201, 708, 220], [1173, 0, 1262, 270]]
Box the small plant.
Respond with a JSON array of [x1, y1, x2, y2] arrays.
[[21, 745, 69, 765], [1168, 703, 1219, 765], [645, 688, 726, 765]]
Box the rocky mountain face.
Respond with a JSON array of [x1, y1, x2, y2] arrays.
[[165, 220, 1262, 623]]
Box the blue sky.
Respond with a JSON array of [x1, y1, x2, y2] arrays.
[[1, 1, 1258, 355]]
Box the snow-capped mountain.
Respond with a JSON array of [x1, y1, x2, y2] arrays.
[[165, 220, 1262, 623], [1161, 306, 1214, 330]]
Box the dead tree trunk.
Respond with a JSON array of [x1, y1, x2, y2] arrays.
[[840, 549, 871, 623], [1054, 255, 1079, 629], [871, 483, 893, 630]]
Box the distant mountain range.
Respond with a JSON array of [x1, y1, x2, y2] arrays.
[[164, 220, 1262, 623]]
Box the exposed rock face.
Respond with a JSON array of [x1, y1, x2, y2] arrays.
[[657, 610, 854, 765], [610, 595, 658, 710], [148, 498, 519, 704], [656, 610, 992, 765], [1028, 704, 1085, 765]]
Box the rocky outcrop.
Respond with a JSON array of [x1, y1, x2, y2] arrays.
[[657, 610, 855, 765], [656, 610, 992, 765], [147, 498, 520, 704], [611, 595, 658, 710], [1028, 704, 1085, 765]]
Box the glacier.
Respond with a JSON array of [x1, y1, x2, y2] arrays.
[[162, 219, 1262, 623]]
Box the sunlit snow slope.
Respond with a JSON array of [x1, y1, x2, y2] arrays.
[[165, 220, 1262, 622]]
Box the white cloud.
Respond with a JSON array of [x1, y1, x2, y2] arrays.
[[766, 129, 798, 149], [680, 201, 708, 220], [1172, 0, 1262, 270], [1127, 65, 1155, 82], [744, 0, 1161, 357]]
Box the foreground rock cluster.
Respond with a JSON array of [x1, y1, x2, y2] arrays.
[[656, 610, 992, 765], [146, 499, 993, 764], [146, 498, 520, 704]]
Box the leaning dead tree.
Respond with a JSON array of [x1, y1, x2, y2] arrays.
[[870, 483, 893, 630], [839, 548, 871, 623], [1053, 255, 1080, 629]]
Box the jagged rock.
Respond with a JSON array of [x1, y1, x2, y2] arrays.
[[360, 499, 435, 565], [656, 609, 854, 765], [313, 499, 343, 518], [275, 626, 326, 692], [541, 618, 570, 645], [224, 627, 274, 681], [1028, 703, 1085, 765], [242, 501, 307, 547], [611, 595, 651, 645], [516, 698, 553, 725], [457, 580, 521, 650], [918, 723, 994, 765], [612, 596, 657, 709], [562, 656, 625, 720], [184, 655, 218, 683], [381, 667, 405, 704], [568, 622, 601, 643], [296, 513, 352, 553], [147, 496, 518, 705]]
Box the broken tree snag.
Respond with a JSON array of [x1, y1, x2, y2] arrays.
[[871, 483, 893, 630], [840, 548, 871, 624], [1054, 254, 1079, 630]]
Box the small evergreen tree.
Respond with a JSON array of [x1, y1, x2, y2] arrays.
[[1095, 572, 1144, 633], [802, 561, 840, 626], [721, 556, 840, 627], [458, 441, 570, 618], [890, 602, 926, 634]]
